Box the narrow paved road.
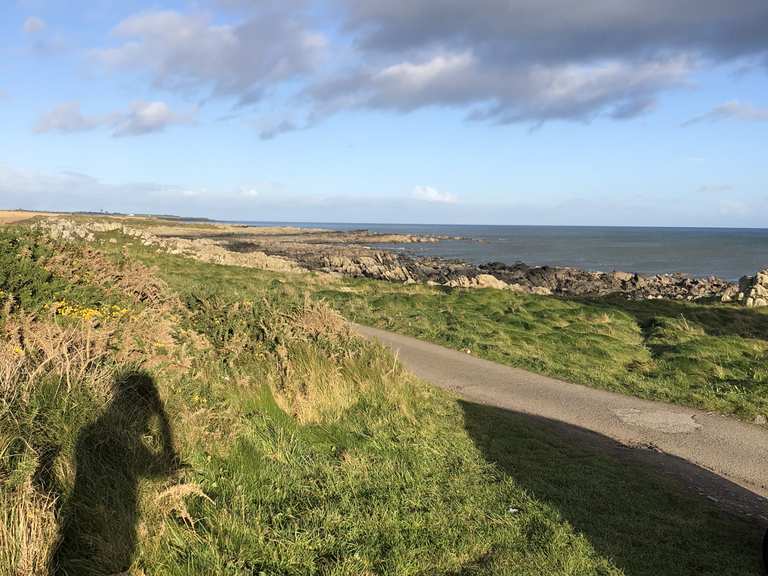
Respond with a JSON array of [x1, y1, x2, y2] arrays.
[[355, 324, 768, 521]]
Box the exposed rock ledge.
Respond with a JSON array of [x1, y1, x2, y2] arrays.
[[35, 218, 766, 306], [732, 269, 768, 308], [37, 219, 303, 274]]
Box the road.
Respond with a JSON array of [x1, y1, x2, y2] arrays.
[[355, 323, 768, 523]]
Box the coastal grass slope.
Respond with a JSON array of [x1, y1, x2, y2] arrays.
[[0, 225, 763, 575], [320, 281, 768, 423]]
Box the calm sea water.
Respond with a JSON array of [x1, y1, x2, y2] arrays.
[[233, 222, 768, 281]]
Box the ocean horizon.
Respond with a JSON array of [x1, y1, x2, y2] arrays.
[[229, 221, 768, 281]]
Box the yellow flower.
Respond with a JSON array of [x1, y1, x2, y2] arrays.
[[51, 299, 131, 322]]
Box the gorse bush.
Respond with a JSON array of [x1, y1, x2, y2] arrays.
[[185, 290, 352, 361], [0, 230, 108, 319], [0, 230, 60, 314], [0, 235, 178, 575], [184, 292, 271, 352]]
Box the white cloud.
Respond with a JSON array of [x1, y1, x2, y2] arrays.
[[113, 101, 195, 137], [23, 16, 46, 34], [35, 100, 195, 137], [412, 185, 459, 204], [377, 53, 475, 91], [684, 100, 768, 125]]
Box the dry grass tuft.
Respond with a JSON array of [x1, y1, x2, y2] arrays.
[[46, 245, 177, 309], [0, 315, 114, 403], [0, 481, 58, 576], [154, 483, 212, 526], [262, 302, 418, 425], [292, 298, 348, 340], [0, 316, 122, 576]]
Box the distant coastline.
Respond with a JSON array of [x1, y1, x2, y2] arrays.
[[4, 209, 766, 279], [227, 221, 768, 281]]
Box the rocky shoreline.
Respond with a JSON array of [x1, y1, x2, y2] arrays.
[[36, 217, 767, 307]]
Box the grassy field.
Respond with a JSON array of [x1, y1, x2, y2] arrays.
[[0, 226, 764, 575], [316, 280, 768, 423]]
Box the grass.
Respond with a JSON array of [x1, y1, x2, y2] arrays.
[[315, 281, 768, 423], [1, 226, 764, 575], [459, 401, 762, 576]]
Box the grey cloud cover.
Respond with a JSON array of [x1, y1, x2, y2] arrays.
[[310, 53, 691, 124], [338, 0, 768, 63], [316, 0, 768, 125], [79, 0, 768, 132]]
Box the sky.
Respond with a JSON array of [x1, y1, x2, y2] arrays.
[[1, 0, 767, 226]]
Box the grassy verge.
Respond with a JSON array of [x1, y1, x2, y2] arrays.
[[1, 227, 763, 575], [315, 280, 768, 423]]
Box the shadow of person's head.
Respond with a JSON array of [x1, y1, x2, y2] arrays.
[[110, 369, 165, 427]]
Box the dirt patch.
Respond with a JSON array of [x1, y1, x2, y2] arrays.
[[0, 211, 58, 225]]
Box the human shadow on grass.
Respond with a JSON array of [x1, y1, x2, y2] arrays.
[[460, 400, 768, 576], [50, 370, 178, 576]]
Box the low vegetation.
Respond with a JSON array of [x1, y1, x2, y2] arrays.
[[319, 281, 768, 423], [0, 225, 763, 575]]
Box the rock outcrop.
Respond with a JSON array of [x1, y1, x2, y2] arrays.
[[477, 262, 733, 301], [37, 219, 303, 274], [740, 269, 768, 308]]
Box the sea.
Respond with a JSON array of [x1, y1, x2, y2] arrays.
[[232, 223, 768, 281]]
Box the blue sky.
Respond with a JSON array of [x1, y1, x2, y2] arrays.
[[1, 0, 767, 226]]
